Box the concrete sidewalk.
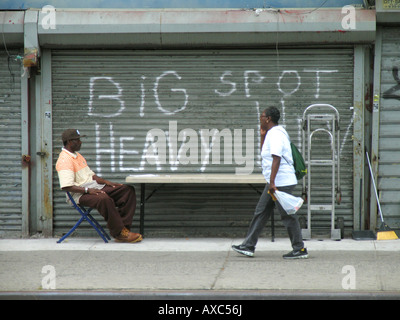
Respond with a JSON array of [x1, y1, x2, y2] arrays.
[[0, 237, 400, 299]]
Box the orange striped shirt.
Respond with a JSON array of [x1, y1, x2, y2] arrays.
[[56, 148, 95, 189]]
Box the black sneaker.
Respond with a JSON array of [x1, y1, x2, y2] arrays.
[[232, 245, 254, 257], [283, 248, 308, 259]]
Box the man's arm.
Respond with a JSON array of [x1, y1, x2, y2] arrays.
[[93, 175, 122, 188], [62, 185, 105, 195], [269, 155, 281, 194]]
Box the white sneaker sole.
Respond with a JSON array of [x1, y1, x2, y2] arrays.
[[232, 247, 254, 257], [283, 254, 309, 259]]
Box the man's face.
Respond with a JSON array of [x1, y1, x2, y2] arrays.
[[260, 113, 270, 131], [67, 138, 82, 152]]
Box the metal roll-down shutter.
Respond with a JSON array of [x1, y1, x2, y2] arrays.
[[377, 27, 400, 230], [51, 48, 354, 237], [0, 50, 23, 237]]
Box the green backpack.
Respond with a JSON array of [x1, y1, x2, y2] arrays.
[[290, 142, 307, 180]]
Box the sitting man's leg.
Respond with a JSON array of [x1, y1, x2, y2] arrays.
[[79, 187, 141, 243], [102, 184, 137, 231]]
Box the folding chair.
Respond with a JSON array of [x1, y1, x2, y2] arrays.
[[57, 191, 111, 243]]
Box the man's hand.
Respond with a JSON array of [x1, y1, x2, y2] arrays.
[[93, 175, 122, 188], [106, 181, 123, 188], [87, 188, 105, 195], [268, 182, 278, 197], [269, 182, 277, 192]]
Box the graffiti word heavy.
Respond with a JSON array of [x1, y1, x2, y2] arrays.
[[95, 121, 254, 175]]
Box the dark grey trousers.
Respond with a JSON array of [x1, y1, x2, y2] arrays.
[[242, 184, 304, 252]]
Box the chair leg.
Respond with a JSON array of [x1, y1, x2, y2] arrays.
[[87, 213, 111, 242], [57, 209, 111, 243], [61, 191, 111, 243], [83, 216, 109, 243], [57, 217, 85, 243]]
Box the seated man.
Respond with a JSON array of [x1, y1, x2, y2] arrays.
[[56, 129, 142, 243]]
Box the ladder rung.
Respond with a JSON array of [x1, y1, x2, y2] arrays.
[[308, 160, 334, 165], [309, 205, 333, 211], [308, 115, 335, 121]]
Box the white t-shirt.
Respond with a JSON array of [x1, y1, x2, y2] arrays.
[[261, 126, 297, 187]]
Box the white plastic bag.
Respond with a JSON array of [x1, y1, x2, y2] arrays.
[[273, 190, 304, 215]]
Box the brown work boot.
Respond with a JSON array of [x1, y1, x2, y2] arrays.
[[115, 227, 143, 243]]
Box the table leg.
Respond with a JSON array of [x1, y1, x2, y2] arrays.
[[271, 212, 275, 242], [140, 183, 145, 236]]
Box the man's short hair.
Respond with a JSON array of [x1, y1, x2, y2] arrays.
[[263, 107, 280, 124]]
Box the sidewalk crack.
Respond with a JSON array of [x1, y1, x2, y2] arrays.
[[210, 244, 232, 290]]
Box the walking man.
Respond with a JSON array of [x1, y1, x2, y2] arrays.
[[232, 107, 308, 259], [56, 129, 142, 243]]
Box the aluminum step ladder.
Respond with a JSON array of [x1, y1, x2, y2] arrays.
[[301, 104, 342, 240]]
